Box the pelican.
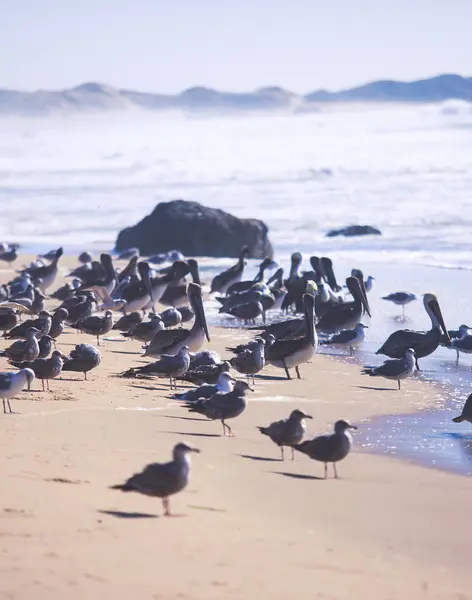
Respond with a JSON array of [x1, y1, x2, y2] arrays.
[[316, 277, 370, 335], [210, 246, 249, 294], [376, 293, 449, 369], [143, 283, 210, 357], [265, 293, 317, 379]]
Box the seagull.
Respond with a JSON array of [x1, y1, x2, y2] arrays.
[[362, 348, 416, 390], [110, 441, 200, 516], [319, 322, 368, 356], [4, 310, 52, 339], [0, 327, 41, 362], [121, 346, 191, 389], [382, 292, 417, 319], [48, 308, 69, 340], [38, 334, 54, 359], [120, 315, 164, 343], [61, 344, 101, 380], [172, 371, 236, 402], [176, 360, 232, 386], [364, 275, 375, 292], [294, 420, 357, 478], [452, 393, 472, 425], [0, 307, 18, 333], [0, 369, 35, 413], [229, 338, 266, 384], [183, 380, 252, 436], [112, 311, 143, 333], [258, 409, 313, 460], [75, 310, 113, 346], [446, 334, 472, 365], [10, 350, 64, 392]]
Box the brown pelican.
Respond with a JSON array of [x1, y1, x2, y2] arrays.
[[316, 277, 370, 335], [0, 368, 35, 413], [210, 246, 249, 294], [110, 441, 200, 517], [258, 409, 313, 460], [382, 291, 417, 319], [362, 348, 416, 390], [159, 259, 200, 307], [20, 248, 63, 292], [183, 380, 252, 436], [226, 257, 277, 295], [294, 420, 357, 478], [320, 322, 368, 356], [143, 283, 209, 357], [376, 293, 449, 369], [265, 293, 317, 379]]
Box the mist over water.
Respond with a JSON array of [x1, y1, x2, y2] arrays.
[[1, 101, 472, 268]]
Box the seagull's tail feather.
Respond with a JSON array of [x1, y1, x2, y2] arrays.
[[452, 415, 465, 423], [118, 368, 137, 378], [361, 367, 375, 376], [109, 483, 134, 492], [257, 426, 270, 436], [183, 400, 204, 413]]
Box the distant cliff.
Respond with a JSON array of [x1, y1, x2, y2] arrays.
[[0, 74, 471, 115]]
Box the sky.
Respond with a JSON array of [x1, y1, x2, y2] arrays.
[[1, 0, 471, 94]]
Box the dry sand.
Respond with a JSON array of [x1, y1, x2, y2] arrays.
[[0, 258, 471, 600]]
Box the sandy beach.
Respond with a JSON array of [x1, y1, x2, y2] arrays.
[[1, 259, 471, 600]]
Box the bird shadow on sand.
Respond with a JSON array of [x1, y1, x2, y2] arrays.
[[239, 454, 281, 462], [254, 374, 290, 381], [162, 415, 208, 422], [110, 350, 142, 356], [163, 431, 221, 438], [130, 384, 169, 392], [98, 509, 158, 519], [273, 471, 323, 481], [356, 385, 397, 392]]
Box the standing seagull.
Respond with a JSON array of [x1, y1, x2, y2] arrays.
[[320, 322, 368, 356], [110, 442, 200, 517], [229, 338, 266, 384], [10, 350, 64, 392], [258, 409, 313, 460], [382, 292, 417, 319], [76, 310, 113, 346], [294, 420, 357, 478], [0, 327, 41, 362], [183, 380, 252, 436], [0, 369, 35, 413], [122, 346, 191, 389], [61, 344, 101, 380], [376, 293, 449, 369], [362, 348, 416, 390], [452, 393, 472, 425]]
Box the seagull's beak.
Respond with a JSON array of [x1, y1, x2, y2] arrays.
[[305, 414, 313, 420], [191, 447, 201, 453], [349, 424, 358, 430]]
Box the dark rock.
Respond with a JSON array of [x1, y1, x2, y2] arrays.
[[326, 225, 382, 238], [115, 200, 273, 259]]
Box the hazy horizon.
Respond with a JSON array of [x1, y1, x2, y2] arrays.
[[1, 0, 471, 94]]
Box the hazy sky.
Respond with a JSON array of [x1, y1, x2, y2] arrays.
[[1, 0, 471, 93]]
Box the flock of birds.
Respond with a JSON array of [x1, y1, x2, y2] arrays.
[[0, 242, 470, 516]]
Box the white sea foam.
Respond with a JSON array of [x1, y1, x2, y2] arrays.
[[0, 102, 471, 269]]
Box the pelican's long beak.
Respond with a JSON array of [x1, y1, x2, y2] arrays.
[[189, 283, 210, 342], [429, 299, 450, 343], [303, 293, 316, 347]]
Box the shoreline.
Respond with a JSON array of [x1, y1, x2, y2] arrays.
[[1, 255, 472, 598]]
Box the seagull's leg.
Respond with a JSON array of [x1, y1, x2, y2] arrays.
[[280, 446, 284, 461], [223, 421, 234, 437], [283, 360, 291, 380], [295, 366, 301, 379], [398, 379, 401, 390], [324, 463, 328, 479], [291, 446, 295, 461], [333, 463, 338, 479], [97, 335, 100, 347], [41, 379, 45, 392], [402, 305, 405, 320], [84, 371, 88, 381], [47, 379, 51, 392], [2, 398, 6, 414], [162, 497, 171, 517], [252, 374, 255, 385], [415, 358, 421, 371], [456, 350, 460, 366], [350, 345, 354, 356], [7, 399, 12, 413]]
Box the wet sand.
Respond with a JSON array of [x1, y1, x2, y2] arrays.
[[0, 257, 471, 599]]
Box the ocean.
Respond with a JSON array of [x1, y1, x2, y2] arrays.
[[1, 102, 472, 474]]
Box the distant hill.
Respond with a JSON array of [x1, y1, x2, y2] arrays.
[[0, 74, 471, 115]]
